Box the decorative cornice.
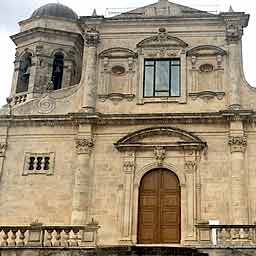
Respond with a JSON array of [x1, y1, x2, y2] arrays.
[[84, 28, 100, 47], [75, 138, 94, 154], [187, 45, 227, 57], [228, 136, 247, 153], [0, 110, 255, 127], [189, 91, 225, 101], [154, 146, 166, 166], [0, 143, 7, 157]]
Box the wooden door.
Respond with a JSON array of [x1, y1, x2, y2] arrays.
[[138, 169, 181, 244]]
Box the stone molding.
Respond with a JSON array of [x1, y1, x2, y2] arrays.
[[85, 28, 100, 47], [228, 136, 247, 153], [0, 143, 7, 157], [226, 23, 243, 43], [75, 138, 94, 154], [189, 91, 225, 101]]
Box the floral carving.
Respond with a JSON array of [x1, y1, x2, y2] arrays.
[[75, 138, 94, 154], [85, 28, 100, 47], [123, 151, 135, 173], [0, 143, 7, 156], [228, 136, 247, 153], [154, 146, 166, 165]]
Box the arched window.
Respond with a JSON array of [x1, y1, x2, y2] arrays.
[[16, 53, 32, 93], [51, 52, 64, 90]]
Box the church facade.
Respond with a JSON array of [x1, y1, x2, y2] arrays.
[[0, 1, 256, 255]]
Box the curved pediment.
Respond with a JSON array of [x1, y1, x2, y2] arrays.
[[99, 47, 137, 59], [187, 45, 227, 56], [114, 127, 206, 151], [137, 34, 188, 48]]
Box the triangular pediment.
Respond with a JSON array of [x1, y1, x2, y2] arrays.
[[115, 127, 206, 151], [116, 0, 215, 18]]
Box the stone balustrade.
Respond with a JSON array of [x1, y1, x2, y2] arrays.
[[0, 222, 100, 248], [197, 224, 256, 246]]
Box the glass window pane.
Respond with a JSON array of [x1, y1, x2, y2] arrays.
[[144, 66, 154, 97], [145, 60, 154, 66], [171, 59, 180, 65], [155, 91, 169, 96], [171, 65, 180, 96], [155, 61, 169, 92]]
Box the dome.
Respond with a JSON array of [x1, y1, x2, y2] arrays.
[[31, 3, 78, 20]]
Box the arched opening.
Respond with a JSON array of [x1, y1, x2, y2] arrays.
[[138, 168, 181, 244], [16, 53, 32, 93], [51, 52, 64, 90]]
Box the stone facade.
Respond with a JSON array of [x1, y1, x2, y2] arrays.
[[0, 1, 256, 255]]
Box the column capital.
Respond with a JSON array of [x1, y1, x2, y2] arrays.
[[0, 143, 7, 157], [75, 137, 94, 154], [184, 160, 197, 173], [84, 28, 100, 47], [123, 151, 135, 174], [228, 136, 247, 153], [225, 22, 243, 43]]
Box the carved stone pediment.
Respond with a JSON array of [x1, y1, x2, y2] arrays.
[[114, 127, 206, 151], [137, 34, 188, 48], [187, 45, 227, 57], [99, 48, 137, 59]]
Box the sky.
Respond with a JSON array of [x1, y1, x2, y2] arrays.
[[0, 0, 255, 107]]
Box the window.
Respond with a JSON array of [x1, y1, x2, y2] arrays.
[[143, 59, 180, 97], [16, 53, 32, 93], [23, 152, 55, 176], [51, 52, 64, 90]]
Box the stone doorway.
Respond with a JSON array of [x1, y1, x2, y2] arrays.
[[138, 169, 181, 244]]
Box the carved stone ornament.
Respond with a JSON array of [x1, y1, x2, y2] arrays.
[[75, 138, 94, 154], [38, 96, 56, 114], [0, 143, 7, 157], [123, 151, 135, 173], [185, 160, 197, 173], [154, 146, 166, 166], [228, 136, 247, 153], [226, 23, 243, 43], [85, 28, 100, 47]]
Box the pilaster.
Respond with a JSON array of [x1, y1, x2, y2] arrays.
[[82, 28, 100, 112], [71, 137, 94, 225]]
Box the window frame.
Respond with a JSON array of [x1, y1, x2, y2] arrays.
[[143, 58, 181, 98]]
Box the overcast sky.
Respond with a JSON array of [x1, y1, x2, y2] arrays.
[[0, 0, 255, 107]]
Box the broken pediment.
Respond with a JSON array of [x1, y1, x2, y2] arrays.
[[114, 127, 207, 151], [116, 0, 215, 18], [99, 48, 137, 59], [187, 45, 227, 57]]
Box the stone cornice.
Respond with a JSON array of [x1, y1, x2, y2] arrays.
[[0, 110, 255, 127], [11, 27, 83, 46]]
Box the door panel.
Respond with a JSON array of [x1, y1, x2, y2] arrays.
[[138, 169, 181, 244]]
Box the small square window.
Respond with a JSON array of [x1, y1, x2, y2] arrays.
[[23, 152, 55, 176], [143, 59, 181, 98]]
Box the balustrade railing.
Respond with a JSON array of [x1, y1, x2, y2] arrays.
[[0, 221, 100, 248], [197, 224, 256, 246], [14, 94, 27, 105]]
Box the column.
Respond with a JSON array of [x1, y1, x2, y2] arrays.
[[82, 28, 100, 113], [0, 143, 7, 180], [225, 22, 243, 109], [120, 151, 135, 244], [71, 137, 94, 225], [228, 135, 248, 224], [184, 159, 197, 240]]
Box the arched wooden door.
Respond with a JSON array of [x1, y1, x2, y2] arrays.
[[138, 169, 181, 244]]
